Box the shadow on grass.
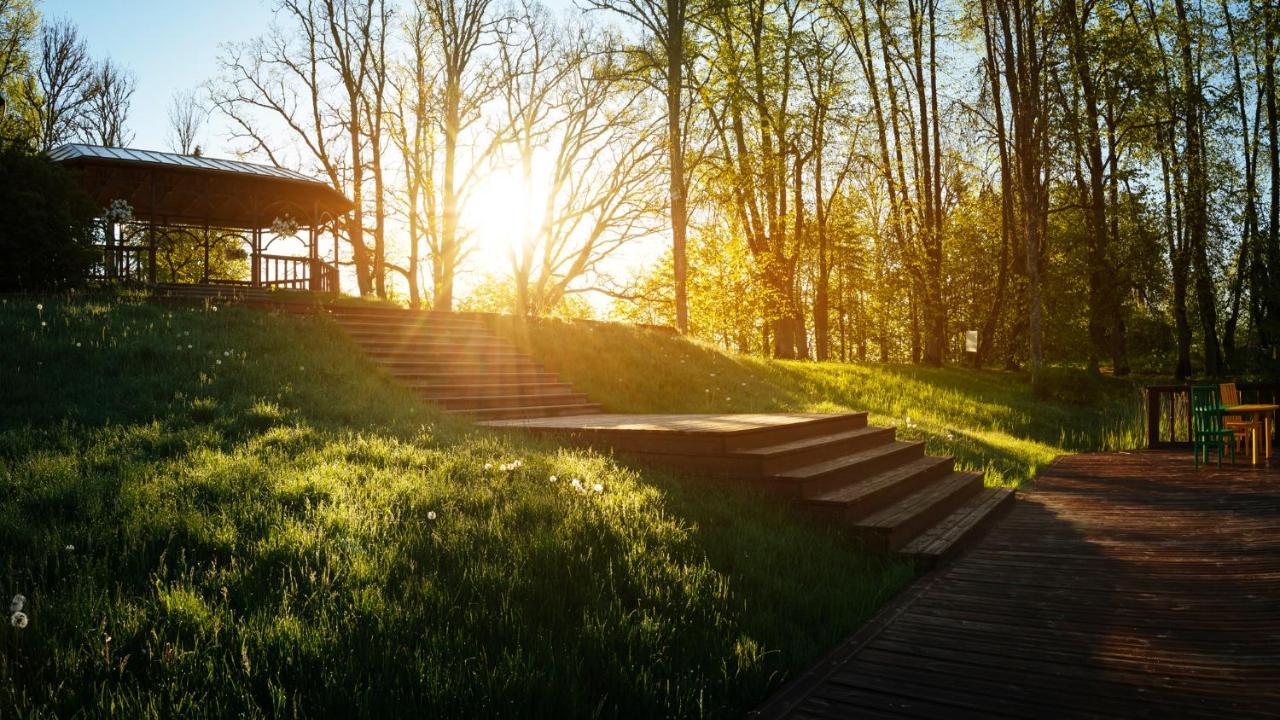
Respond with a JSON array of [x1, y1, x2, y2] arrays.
[[493, 318, 1146, 487]]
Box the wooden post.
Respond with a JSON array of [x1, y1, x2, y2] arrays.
[[1146, 388, 1160, 449], [147, 174, 158, 284], [202, 222, 210, 284]]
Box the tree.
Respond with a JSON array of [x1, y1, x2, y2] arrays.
[[583, 0, 692, 333], [166, 89, 206, 155], [80, 58, 134, 147], [214, 0, 386, 296], [0, 146, 98, 290], [22, 18, 93, 151], [416, 0, 502, 310]]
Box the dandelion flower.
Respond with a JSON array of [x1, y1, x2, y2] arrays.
[[10, 595, 24, 613], [75, 342, 81, 348], [41, 321, 47, 327], [593, 483, 604, 494], [36, 303, 43, 311], [10, 612, 27, 629], [548, 475, 558, 483], [426, 510, 437, 521], [484, 462, 493, 470]]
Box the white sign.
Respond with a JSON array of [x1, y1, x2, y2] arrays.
[[964, 330, 978, 353]]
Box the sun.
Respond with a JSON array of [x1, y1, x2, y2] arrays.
[[467, 167, 536, 275]]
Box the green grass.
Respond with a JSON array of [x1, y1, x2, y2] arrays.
[[0, 295, 914, 719], [492, 317, 1146, 488]]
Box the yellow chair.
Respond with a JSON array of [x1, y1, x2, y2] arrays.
[[1220, 383, 1264, 458]]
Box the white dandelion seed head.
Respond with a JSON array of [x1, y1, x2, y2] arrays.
[[41, 321, 47, 327], [9, 595, 24, 613], [10, 611, 27, 629], [75, 342, 81, 347], [36, 303, 43, 311], [216, 359, 222, 365], [65, 544, 75, 552], [484, 463, 493, 470], [211, 306, 218, 312], [570, 478, 582, 488], [593, 483, 604, 494], [548, 475, 558, 483], [426, 510, 437, 521]]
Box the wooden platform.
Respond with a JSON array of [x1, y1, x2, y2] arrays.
[[753, 450, 1280, 719], [484, 412, 1014, 561]]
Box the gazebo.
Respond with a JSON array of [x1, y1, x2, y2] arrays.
[[49, 144, 354, 293]]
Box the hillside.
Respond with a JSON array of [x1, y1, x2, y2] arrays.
[[0, 295, 913, 719], [491, 316, 1145, 488]]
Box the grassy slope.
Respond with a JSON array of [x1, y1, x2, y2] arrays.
[[0, 296, 911, 719], [493, 318, 1145, 488]]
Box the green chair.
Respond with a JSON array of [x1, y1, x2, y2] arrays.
[[1190, 385, 1235, 468]]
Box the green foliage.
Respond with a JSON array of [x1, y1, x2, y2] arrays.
[[0, 147, 100, 291], [493, 317, 1147, 487], [0, 294, 909, 718]]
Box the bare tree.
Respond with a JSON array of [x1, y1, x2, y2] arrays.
[[420, 0, 501, 310], [167, 89, 206, 154], [80, 58, 135, 147], [496, 10, 666, 315], [22, 18, 93, 150], [213, 0, 385, 296], [388, 6, 440, 309]]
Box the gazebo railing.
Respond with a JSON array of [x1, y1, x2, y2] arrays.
[[91, 245, 149, 283], [1145, 382, 1280, 448], [257, 253, 340, 294]]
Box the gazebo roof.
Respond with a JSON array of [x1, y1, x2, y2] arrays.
[[49, 143, 353, 230]]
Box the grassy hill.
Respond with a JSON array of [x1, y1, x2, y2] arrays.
[[0, 295, 1143, 717], [0, 295, 913, 719], [492, 317, 1145, 488]]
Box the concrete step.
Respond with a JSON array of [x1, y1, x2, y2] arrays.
[[435, 392, 590, 411], [414, 381, 577, 399], [448, 403, 602, 420]]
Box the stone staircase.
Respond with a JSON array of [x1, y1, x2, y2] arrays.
[[325, 305, 602, 420]]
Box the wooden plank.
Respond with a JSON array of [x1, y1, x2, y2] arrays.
[[755, 450, 1280, 719]]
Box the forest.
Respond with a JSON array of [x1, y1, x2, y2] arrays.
[[1, 0, 1277, 378]]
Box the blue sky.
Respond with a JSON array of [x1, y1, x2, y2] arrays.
[[43, 0, 276, 153]]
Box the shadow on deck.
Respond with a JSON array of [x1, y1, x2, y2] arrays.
[[752, 450, 1280, 719]]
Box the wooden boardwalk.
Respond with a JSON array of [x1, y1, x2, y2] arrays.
[[754, 450, 1280, 719]]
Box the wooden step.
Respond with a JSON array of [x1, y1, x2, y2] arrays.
[[731, 426, 895, 476], [435, 392, 590, 411], [899, 487, 1014, 565], [414, 381, 576, 399], [806, 455, 955, 520], [333, 316, 492, 332], [723, 412, 869, 452], [449, 403, 602, 420], [856, 471, 985, 551], [773, 440, 926, 498]]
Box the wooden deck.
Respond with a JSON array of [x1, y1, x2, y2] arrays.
[[753, 450, 1280, 719]]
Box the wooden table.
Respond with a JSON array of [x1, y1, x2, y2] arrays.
[[1225, 404, 1278, 465]]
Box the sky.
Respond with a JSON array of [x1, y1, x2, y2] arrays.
[[43, 0, 276, 153]]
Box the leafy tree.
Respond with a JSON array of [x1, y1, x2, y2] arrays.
[[0, 145, 98, 290]]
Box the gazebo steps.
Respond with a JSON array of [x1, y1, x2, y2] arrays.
[[483, 413, 1012, 562], [448, 403, 603, 420], [327, 308, 598, 422]]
